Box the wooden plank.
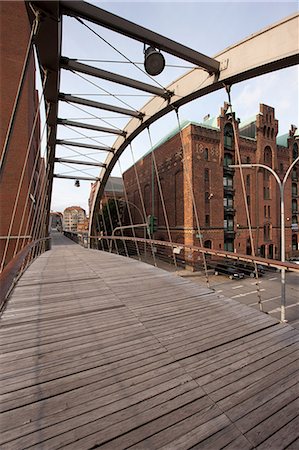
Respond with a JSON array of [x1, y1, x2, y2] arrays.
[[1, 233, 298, 450]]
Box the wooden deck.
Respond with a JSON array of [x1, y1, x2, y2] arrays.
[[1, 233, 298, 449]]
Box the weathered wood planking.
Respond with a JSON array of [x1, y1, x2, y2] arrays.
[[0, 233, 298, 449]]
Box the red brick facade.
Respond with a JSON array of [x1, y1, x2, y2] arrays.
[[123, 103, 299, 261], [0, 2, 45, 269]]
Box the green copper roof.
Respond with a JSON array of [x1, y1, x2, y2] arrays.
[[276, 133, 289, 147], [239, 115, 257, 129], [200, 116, 219, 129]]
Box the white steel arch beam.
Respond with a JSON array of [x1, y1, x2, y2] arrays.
[[89, 12, 299, 235]]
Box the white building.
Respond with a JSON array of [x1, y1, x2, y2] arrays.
[[63, 206, 86, 232]]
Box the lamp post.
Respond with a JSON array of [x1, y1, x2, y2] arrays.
[[230, 155, 299, 322]]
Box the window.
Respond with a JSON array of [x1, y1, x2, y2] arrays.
[[224, 240, 234, 252], [292, 169, 298, 181], [224, 217, 234, 230], [268, 206, 271, 218], [223, 175, 233, 187], [292, 200, 298, 213], [205, 215, 210, 226], [264, 223, 271, 240], [247, 195, 250, 206], [204, 168, 209, 183], [292, 183, 298, 197], [246, 174, 250, 188], [264, 146, 272, 167], [292, 215, 298, 224], [292, 234, 298, 251], [224, 153, 233, 167], [264, 205, 267, 218], [264, 187, 270, 200], [204, 240, 212, 248], [224, 123, 233, 149], [224, 196, 233, 208], [204, 148, 209, 161], [205, 192, 210, 203]]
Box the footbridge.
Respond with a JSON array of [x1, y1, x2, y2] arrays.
[[1, 233, 299, 449], [1, 2, 299, 448]]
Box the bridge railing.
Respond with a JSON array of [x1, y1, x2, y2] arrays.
[[87, 234, 298, 273], [0, 237, 51, 312]]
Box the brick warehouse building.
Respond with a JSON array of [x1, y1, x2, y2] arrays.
[[123, 103, 299, 261], [0, 2, 45, 269]]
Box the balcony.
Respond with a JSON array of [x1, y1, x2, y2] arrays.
[[223, 185, 235, 193], [223, 166, 235, 176], [224, 229, 236, 238], [224, 205, 236, 214]]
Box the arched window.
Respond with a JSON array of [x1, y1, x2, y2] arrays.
[[292, 183, 298, 197], [204, 148, 209, 161], [264, 146, 272, 167], [293, 143, 298, 161], [292, 168, 298, 181], [204, 240, 212, 248], [271, 128, 274, 139], [292, 199, 298, 213], [267, 127, 270, 138], [263, 125, 266, 136]]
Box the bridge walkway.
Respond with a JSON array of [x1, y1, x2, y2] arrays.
[[0, 233, 298, 449]]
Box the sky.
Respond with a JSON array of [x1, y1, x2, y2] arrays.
[[49, 1, 299, 213]]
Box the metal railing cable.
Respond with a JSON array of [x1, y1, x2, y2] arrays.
[[225, 85, 263, 311], [174, 108, 211, 288], [13, 108, 49, 257], [64, 101, 125, 132], [110, 178, 129, 257], [0, 12, 40, 175], [105, 193, 120, 255], [129, 143, 157, 266], [147, 126, 178, 270], [75, 17, 168, 92], [117, 159, 141, 260], [71, 70, 141, 114], [0, 72, 48, 272], [63, 122, 110, 148]]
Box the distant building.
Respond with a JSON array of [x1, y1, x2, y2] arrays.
[[63, 206, 86, 232], [77, 218, 89, 232], [50, 212, 63, 231], [123, 103, 298, 261]]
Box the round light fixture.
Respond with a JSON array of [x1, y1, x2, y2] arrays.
[[144, 46, 165, 76]]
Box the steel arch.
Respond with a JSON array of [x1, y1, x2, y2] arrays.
[[89, 12, 299, 235]]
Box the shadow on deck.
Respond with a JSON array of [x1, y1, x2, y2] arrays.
[[0, 233, 298, 449]]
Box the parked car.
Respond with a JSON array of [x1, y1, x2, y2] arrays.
[[288, 257, 299, 265], [234, 262, 265, 278], [214, 263, 245, 279]]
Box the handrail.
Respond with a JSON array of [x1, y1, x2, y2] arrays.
[[0, 237, 51, 312], [92, 235, 299, 273]]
